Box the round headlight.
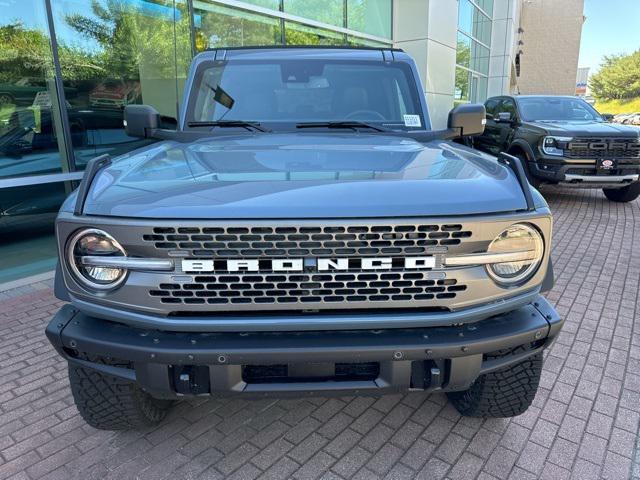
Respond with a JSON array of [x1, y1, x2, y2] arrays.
[[487, 224, 544, 286], [67, 229, 127, 290]]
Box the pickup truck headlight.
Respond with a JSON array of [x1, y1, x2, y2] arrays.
[[67, 229, 127, 290], [542, 136, 572, 156], [487, 224, 544, 286]]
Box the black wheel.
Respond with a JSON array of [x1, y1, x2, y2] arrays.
[[603, 182, 640, 203], [447, 353, 542, 418], [69, 364, 172, 430], [0, 93, 14, 105]]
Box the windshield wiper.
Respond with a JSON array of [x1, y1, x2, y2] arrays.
[[296, 121, 389, 132], [187, 120, 271, 132]]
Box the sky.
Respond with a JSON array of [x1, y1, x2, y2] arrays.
[[578, 0, 640, 72]]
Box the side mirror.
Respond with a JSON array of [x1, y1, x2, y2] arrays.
[[601, 113, 614, 122], [448, 103, 486, 136], [124, 104, 159, 137], [496, 112, 512, 123]]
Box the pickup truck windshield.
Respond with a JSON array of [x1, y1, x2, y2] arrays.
[[187, 59, 425, 131], [518, 97, 603, 122]]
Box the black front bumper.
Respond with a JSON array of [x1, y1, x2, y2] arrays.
[[46, 296, 562, 399], [529, 156, 640, 186]]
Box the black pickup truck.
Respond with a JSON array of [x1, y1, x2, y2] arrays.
[[472, 95, 640, 202]]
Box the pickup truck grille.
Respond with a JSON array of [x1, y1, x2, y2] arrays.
[[143, 223, 472, 258], [565, 138, 640, 159], [150, 272, 467, 307]]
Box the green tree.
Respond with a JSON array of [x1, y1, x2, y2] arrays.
[[590, 50, 640, 100], [64, 0, 192, 80], [0, 22, 100, 83], [0, 23, 54, 82]]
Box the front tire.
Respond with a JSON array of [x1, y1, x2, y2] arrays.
[[447, 353, 542, 418], [603, 182, 640, 203], [69, 364, 172, 430]]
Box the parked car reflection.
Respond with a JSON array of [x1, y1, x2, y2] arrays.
[[0, 78, 77, 107], [89, 80, 141, 109], [0, 106, 155, 235]]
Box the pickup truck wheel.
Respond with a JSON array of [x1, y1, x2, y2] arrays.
[[0, 93, 13, 105], [603, 182, 640, 203], [69, 364, 172, 430], [447, 353, 542, 418]]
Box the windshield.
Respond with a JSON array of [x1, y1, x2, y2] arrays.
[[518, 97, 603, 122], [187, 59, 426, 131]]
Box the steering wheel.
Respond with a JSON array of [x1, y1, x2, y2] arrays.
[[345, 110, 386, 121]]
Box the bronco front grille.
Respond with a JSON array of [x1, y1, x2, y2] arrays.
[[142, 223, 472, 258], [150, 272, 467, 306]]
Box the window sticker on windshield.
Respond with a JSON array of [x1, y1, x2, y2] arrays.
[[403, 114, 422, 127]]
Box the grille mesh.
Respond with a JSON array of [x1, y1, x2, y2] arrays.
[[143, 224, 472, 258], [566, 138, 640, 159], [150, 272, 467, 306]]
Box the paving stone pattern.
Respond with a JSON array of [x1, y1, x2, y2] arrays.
[[1, 188, 639, 479]]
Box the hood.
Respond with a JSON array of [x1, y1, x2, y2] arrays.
[[79, 133, 530, 219], [528, 120, 640, 137]]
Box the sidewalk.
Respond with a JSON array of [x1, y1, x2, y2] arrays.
[[1, 188, 639, 480]]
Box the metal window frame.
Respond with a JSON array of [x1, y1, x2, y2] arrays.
[[455, 64, 489, 79], [456, 28, 491, 53]]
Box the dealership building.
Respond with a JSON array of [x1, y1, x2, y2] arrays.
[[0, 0, 584, 283]]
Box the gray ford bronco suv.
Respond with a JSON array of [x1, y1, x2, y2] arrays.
[[46, 47, 562, 430]]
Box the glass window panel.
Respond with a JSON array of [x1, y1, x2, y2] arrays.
[[241, 0, 281, 10], [455, 67, 471, 104], [193, 1, 282, 50], [0, 180, 70, 281], [347, 35, 390, 47], [458, 0, 491, 45], [485, 98, 501, 117], [283, 0, 344, 28], [347, 0, 392, 39], [475, 76, 488, 103], [456, 32, 471, 69], [285, 22, 345, 45], [500, 98, 517, 116], [454, 68, 487, 104], [0, 0, 67, 179], [458, 0, 474, 35], [475, 0, 494, 16], [50, 0, 191, 170], [189, 59, 425, 128], [470, 42, 490, 75], [472, 11, 492, 45]]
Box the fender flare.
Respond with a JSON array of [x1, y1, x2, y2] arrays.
[[507, 139, 537, 163], [541, 258, 555, 293], [54, 260, 70, 302]]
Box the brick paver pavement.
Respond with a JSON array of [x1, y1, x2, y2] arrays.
[[1, 188, 639, 480]]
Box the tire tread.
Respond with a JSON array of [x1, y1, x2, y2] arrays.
[[447, 353, 542, 418], [69, 364, 171, 430]]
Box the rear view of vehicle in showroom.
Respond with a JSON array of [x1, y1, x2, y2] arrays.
[[472, 95, 640, 202], [45, 47, 562, 430]]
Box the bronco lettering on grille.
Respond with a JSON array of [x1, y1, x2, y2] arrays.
[[182, 257, 436, 272]]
